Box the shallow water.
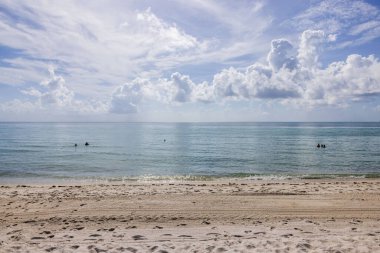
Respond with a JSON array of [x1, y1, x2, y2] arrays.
[[0, 122, 379, 183]]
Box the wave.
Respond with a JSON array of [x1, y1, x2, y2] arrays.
[[4, 172, 375, 184]]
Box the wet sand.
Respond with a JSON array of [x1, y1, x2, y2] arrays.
[[1, 179, 380, 252]]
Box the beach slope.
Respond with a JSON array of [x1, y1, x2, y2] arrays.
[[1, 179, 380, 252]]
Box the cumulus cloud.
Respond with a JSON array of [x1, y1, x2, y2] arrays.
[[305, 54, 380, 105], [40, 67, 74, 107], [210, 30, 380, 105], [109, 79, 147, 114], [298, 30, 325, 69], [110, 72, 205, 113], [21, 67, 107, 113], [212, 67, 246, 98], [267, 39, 297, 71], [171, 72, 194, 103], [109, 29, 380, 113], [22, 67, 74, 107]]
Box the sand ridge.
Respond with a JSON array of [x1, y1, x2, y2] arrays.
[[1, 179, 380, 252]]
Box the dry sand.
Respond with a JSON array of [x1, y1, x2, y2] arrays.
[[1, 178, 380, 252]]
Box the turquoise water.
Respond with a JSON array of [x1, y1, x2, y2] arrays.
[[0, 122, 379, 182]]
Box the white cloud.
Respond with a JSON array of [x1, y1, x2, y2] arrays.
[[171, 72, 194, 103], [108, 29, 380, 113], [38, 67, 74, 107], [350, 20, 380, 36], [1, 1, 379, 120], [110, 72, 207, 113], [20, 67, 74, 108], [0, 1, 274, 119], [267, 39, 297, 71], [212, 67, 246, 99], [0, 1, 273, 95], [135, 8, 199, 53], [297, 30, 325, 69], [305, 54, 380, 106], [0, 2, 209, 93], [110, 79, 146, 114], [289, 0, 380, 48], [291, 0, 379, 33], [191, 81, 214, 103], [20, 66, 107, 114], [0, 99, 39, 113]]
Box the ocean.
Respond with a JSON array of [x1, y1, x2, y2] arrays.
[[0, 122, 379, 183]]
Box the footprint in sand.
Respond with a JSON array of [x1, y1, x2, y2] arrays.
[[89, 234, 102, 237], [296, 243, 311, 250], [125, 247, 138, 253], [206, 246, 215, 252], [31, 236, 45, 240], [132, 235, 146, 240], [178, 235, 192, 238], [246, 244, 255, 249], [94, 247, 107, 252], [6, 229, 22, 235], [281, 233, 293, 238]]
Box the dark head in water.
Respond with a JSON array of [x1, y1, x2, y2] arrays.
[[74, 143, 78, 147], [85, 142, 89, 146], [317, 144, 320, 148]]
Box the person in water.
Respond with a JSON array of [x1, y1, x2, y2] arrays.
[[85, 142, 89, 146], [74, 143, 78, 147], [317, 144, 320, 148]]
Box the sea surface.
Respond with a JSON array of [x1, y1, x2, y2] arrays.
[[0, 122, 379, 183]]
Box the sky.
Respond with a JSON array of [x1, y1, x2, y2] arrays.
[[0, 0, 380, 122]]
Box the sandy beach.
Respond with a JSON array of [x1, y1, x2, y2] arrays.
[[1, 178, 380, 252]]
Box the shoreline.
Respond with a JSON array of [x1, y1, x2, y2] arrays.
[[1, 178, 380, 252], [1, 172, 380, 186]]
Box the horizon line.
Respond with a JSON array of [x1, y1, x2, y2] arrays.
[[0, 121, 379, 124]]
